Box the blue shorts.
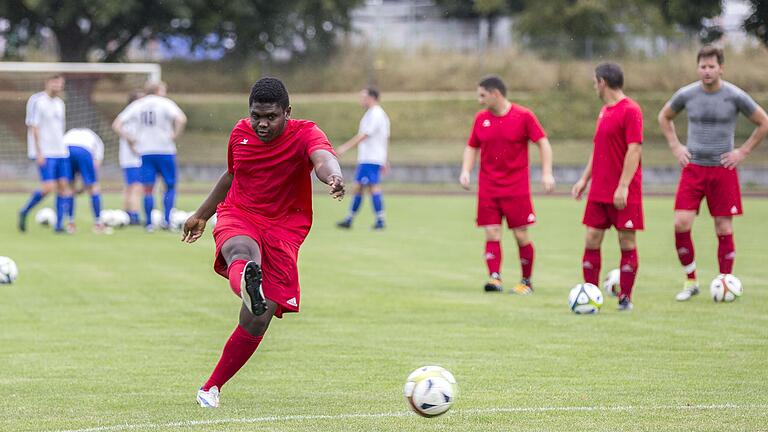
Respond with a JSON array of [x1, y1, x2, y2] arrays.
[[354, 163, 382, 185], [38, 157, 71, 182], [141, 154, 177, 187], [68, 146, 97, 185], [123, 167, 142, 185]]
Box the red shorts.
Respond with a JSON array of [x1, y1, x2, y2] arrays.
[[212, 204, 309, 318], [674, 164, 742, 217], [476, 195, 536, 229], [582, 200, 644, 230]]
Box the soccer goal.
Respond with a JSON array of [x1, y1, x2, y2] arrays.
[[0, 62, 161, 180]]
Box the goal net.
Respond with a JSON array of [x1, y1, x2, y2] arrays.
[[0, 62, 161, 181]]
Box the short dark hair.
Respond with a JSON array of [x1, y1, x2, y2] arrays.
[[595, 63, 624, 89], [365, 86, 380, 100], [47, 74, 63, 81], [249, 77, 290, 110], [478, 75, 507, 97], [697, 45, 724, 65]]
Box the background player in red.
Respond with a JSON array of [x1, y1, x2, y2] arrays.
[[460, 75, 555, 294], [181, 77, 345, 408], [572, 63, 643, 311], [658, 46, 768, 301]]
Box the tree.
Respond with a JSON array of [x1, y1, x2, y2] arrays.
[[744, 0, 768, 46], [0, 0, 360, 62]]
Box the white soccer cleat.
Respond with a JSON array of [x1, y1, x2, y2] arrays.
[[675, 280, 699, 301], [197, 386, 220, 408]]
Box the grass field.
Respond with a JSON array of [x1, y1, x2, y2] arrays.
[[1, 193, 767, 431]]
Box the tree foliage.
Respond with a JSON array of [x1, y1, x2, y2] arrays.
[[744, 0, 768, 47], [0, 0, 360, 62]]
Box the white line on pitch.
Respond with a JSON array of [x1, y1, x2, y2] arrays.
[[48, 403, 768, 432]]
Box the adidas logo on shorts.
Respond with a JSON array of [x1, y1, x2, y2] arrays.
[[287, 297, 298, 307], [730, 206, 738, 214], [527, 213, 535, 223], [624, 220, 634, 229]]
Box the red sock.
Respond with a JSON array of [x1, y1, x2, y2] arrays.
[[227, 260, 248, 296], [675, 231, 696, 280], [620, 248, 638, 299], [203, 325, 263, 391], [717, 233, 735, 274], [582, 248, 601, 285], [519, 243, 534, 280], [485, 241, 501, 276]]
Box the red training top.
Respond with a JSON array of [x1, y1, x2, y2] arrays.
[[588, 97, 644, 204], [222, 118, 334, 239], [468, 104, 547, 198]]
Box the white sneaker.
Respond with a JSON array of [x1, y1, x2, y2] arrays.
[[675, 281, 699, 301], [197, 386, 220, 408]]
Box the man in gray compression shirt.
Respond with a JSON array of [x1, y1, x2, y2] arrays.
[[658, 45, 768, 302]]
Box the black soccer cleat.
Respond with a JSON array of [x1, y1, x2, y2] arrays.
[[241, 261, 267, 316], [336, 219, 352, 229], [18, 211, 27, 233], [484, 273, 503, 292]]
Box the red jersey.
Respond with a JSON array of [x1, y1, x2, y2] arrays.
[[222, 118, 334, 238], [468, 104, 546, 198], [588, 97, 643, 204]]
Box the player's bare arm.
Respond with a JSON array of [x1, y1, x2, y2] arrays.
[[171, 113, 188, 140], [658, 103, 690, 167], [182, 171, 234, 243], [459, 146, 478, 190], [336, 133, 368, 155], [112, 117, 139, 155], [29, 125, 44, 166], [721, 106, 768, 169], [572, 152, 593, 200], [534, 137, 555, 193], [310, 149, 345, 200], [613, 143, 642, 210]]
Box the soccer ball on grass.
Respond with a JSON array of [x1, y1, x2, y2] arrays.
[[0, 256, 18, 284], [568, 283, 604, 314], [710, 274, 742, 302], [403, 366, 457, 417]]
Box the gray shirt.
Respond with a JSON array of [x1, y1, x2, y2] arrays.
[[668, 81, 758, 166]]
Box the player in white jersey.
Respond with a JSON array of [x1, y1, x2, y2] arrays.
[[119, 90, 145, 225], [18, 75, 74, 233], [64, 128, 108, 233], [113, 81, 187, 231], [336, 87, 390, 230]]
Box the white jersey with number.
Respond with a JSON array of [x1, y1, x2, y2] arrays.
[[357, 104, 390, 165], [26, 91, 67, 158], [63, 128, 104, 161], [116, 94, 184, 155]]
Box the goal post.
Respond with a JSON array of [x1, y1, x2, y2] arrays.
[[0, 62, 161, 180]]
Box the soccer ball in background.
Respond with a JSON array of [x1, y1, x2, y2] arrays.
[[35, 207, 56, 227], [169, 208, 190, 230], [0, 256, 18, 284], [404, 365, 457, 417], [710, 274, 743, 302], [602, 269, 620, 297], [568, 283, 604, 314], [151, 209, 163, 227]]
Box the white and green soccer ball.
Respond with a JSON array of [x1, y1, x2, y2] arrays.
[[403, 365, 457, 417], [710, 274, 743, 303], [568, 283, 603, 314], [602, 268, 620, 297], [0, 256, 18, 284]]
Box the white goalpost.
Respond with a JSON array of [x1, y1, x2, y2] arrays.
[[0, 62, 161, 180]]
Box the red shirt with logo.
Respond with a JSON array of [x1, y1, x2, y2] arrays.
[[468, 104, 547, 198], [221, 118, 334, 239], [588, 97, 644, 204]]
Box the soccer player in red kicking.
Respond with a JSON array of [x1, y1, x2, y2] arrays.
[[460, 76, 555, 295], [572, 63, 643, 311], [658, 46, 768, 301], [182, 77, 345, 408]]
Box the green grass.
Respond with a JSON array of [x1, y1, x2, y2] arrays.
[[1, 194, 767, 431]]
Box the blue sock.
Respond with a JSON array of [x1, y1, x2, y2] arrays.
[[67, 196, 75, 221], [128, 211, 140, 225], [21, 190, 44, 215], [348, 194, 363, 219], [91, 194, 101, 220], [163, 186, 176, 225], [372, 192, 385, 221], [55, 195, 65, 230], [144, 194, 154, 226]]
